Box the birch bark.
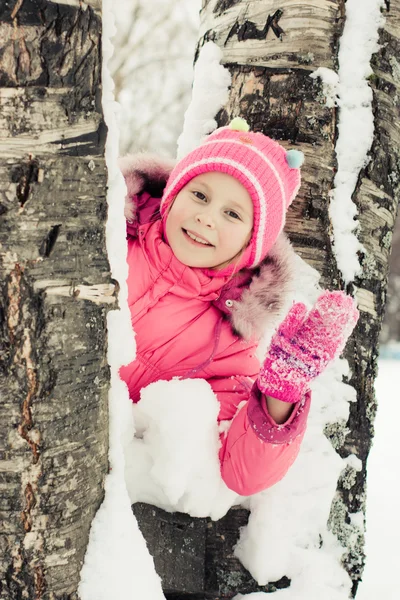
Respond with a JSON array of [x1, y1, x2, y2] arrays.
[[0, 2, 110, 598], [195, 0, 399, 595]]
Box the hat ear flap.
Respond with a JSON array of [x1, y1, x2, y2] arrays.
[[286, 149, 304, 169]]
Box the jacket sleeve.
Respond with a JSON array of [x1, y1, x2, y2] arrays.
[[209, 376, 311, 496], [118, 153, 175, 237]]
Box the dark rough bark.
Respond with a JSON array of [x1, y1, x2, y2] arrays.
[[133, 503, 290, 599], [331, 6, 400, 593], [0, 2, 110, 599], [133, 1, 399, 598]]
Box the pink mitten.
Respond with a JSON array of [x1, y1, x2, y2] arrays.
[[257, 290, 359, 404]]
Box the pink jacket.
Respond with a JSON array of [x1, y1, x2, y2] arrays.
[[119, 155, 311, 496]]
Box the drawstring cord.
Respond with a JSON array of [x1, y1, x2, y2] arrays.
[[181, 266, 245, 379], [183, 317, 223, 378]]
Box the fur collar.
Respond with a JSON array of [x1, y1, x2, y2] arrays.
[[119, 153, 296, 340]]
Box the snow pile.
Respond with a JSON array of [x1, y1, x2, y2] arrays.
[[78, 376, 164, 600], [123, 378, 239, 520], [311, 0, 385, 284], [236, 359, 400, 600], [234, 528, 350, 599], [233, 530, 350, 599], [177, 42, 232, 159], [78, 3, 163, 599]]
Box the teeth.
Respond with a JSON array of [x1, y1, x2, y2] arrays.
[[186, 230, 211, 245]]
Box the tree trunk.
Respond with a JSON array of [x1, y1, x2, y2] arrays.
[[205, 0, 399, 595], [0, 1, 111, 598], [134, 1, 400, 598]]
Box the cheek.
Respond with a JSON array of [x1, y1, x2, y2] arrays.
[[225, 224, 252, 250], [167, 201, 188, 228], [165, 203, 186, 243]]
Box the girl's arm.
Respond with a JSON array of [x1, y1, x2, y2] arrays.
[[216, 290, 358, 495], [265, 394, 293, 424], [216, 381, 311, 496], [249, 290, 359, 442], [209, 375, 310, 496]]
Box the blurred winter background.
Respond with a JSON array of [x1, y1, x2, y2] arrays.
[[111, 0, 199, 157], [110, 1, 399, 597]]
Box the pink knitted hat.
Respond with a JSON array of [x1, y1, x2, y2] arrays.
[[160, 118, 304, 273]]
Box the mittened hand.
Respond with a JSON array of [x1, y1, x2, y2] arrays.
[[257, 290, 360, 404]]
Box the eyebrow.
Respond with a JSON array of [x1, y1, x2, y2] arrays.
[[194, 179, 211, 192], [228, 200, 248, 211]]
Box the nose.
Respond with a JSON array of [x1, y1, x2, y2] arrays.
[[195, 210, 215, 229]]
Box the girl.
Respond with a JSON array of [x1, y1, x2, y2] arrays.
[[119, 118, 359, 497]]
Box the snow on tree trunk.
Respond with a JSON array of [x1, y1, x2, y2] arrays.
[[194, 0, 399, 595], [0, 1, 111, 598]]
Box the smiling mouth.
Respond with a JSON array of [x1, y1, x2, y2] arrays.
[[182, 228, 214, 247]]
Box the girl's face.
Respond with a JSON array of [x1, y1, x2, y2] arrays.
[[165, 172, 254, 270]]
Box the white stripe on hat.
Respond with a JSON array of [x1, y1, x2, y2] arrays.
[[202, 137, 287, 216]]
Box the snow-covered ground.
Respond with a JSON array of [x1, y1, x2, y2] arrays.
[[357, 359, 400, 600]]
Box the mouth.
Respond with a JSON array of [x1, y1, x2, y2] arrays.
[[182, 228, 214, 247]]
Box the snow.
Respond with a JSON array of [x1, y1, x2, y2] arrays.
[[123, 378, 239, 520], [233, 360, 356, 594], [78, 3, 163, 598], [357, 360, 400, 600], [176, 42, 232, 159], [311, 0, 385, 284], [310, 67, 339, 109], [236, 530, 351, 599]]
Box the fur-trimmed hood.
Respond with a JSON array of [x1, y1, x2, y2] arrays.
[[119, 153, 296, 340]]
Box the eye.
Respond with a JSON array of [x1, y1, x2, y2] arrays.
[[226, 210, 241, 220], [193, 191, 207, 201]]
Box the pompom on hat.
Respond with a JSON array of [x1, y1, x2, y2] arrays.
[[160, 118, 304, 274]]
